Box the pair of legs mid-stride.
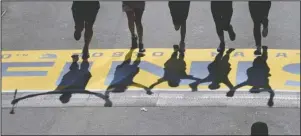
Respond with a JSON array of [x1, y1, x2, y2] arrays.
[[169, 1, 190, 53], [211, 1, 236, 53], [123, 1, 145, 54], [249, 1, 271, 55], [72, 1, 100, 60]]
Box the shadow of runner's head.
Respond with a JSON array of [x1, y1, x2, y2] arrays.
[[59, 93, 72, 104], [251, 122, 269, 135]]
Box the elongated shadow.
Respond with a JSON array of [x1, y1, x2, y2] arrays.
[[11, 55, 112, 111], [226, 46, 275, 107], [149, 47, 200, 90], [189, 48, 235, 91], [105, 49, 151, 98]]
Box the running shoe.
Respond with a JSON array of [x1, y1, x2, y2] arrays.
[[74, 30, 81, 41], [173, 44, 179, 52], [254, 46, 262, 55], [217, 42, 225, 53], [139, 43, 146, 53]]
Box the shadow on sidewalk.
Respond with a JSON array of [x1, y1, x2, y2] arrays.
[[10, 55, 112, 114], [226, 46, 275, 107]]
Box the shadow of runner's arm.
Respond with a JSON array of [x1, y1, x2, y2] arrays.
[[226, 81, 248, 97], [188, 76, 212, 92], [130, 82, 147, 89], [11, 90, 63, 104], [189, 76, 211, 85], [233, 81, 248, 90], [183, 75, 201, 81], [131, 82, 153, 95], [149, 78, 166, 90]]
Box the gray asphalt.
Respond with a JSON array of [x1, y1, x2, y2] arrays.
[[1, 1, 300, 135], [1, 1, 300, 50], [2, 107, 300, 135]]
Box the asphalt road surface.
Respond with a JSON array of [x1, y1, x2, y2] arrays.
[[2, 107, 300, 135], [1, 1, 300, 135], [1, 1, 300, 50]]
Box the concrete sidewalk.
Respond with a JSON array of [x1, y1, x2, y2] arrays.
[[2, 90, 300, 108]]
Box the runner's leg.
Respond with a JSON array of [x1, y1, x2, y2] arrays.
[[72, 7, 84, 41], [211, 2, 225, 52], [179, 2, 190, 53], [134, 8, 145, 53], [180, 21, 186, 52], [169, 2, 181, 31], [82, 9, 99, 60], [223, 2, 236, 41], [262, 1, 271, 37], [126, 10, 137, 49], [249, 2, 262, 55]]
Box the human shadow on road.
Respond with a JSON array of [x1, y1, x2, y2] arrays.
[[149, 46, 200, 90], [251, 121, 269, 135], [105, 49, 152, 98], [226, 46, 274, 107], [189, 48, 235, 91], [11, 55, 112, 109]]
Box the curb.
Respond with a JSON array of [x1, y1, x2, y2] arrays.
[[2, 90, 300, 108]]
